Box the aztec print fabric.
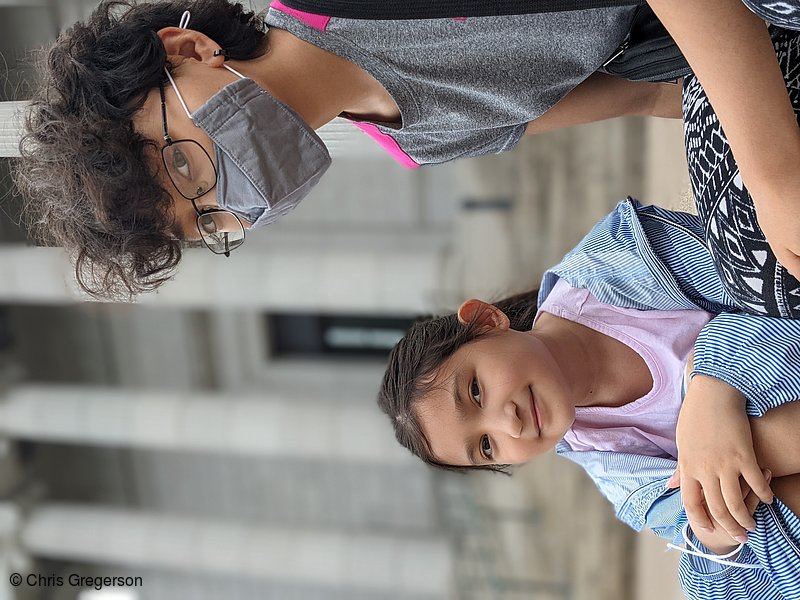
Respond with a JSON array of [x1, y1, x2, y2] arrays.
[[683, 26, 800, 318], [742, 0, 800, 29]]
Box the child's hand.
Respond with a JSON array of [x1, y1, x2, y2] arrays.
[[673, 375, 774, 543], [690, 470, 770, 556]]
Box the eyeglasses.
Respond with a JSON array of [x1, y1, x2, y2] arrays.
[[159, 81, 245, 257]]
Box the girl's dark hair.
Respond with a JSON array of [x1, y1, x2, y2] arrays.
[[13, 0, 269, 299], [377, 288, 540, 474]]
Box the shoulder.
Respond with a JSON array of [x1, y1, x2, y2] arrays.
[[540, 200, 707, 311]]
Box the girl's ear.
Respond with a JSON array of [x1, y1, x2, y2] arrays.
[[157, 27, 226, 67], [457, 299, 511, 330]]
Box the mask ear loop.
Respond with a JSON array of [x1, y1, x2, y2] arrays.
[[162, 10, 196, 121], [163, 68, 195, 122], [175, 9, 246, 81], [178, 10, 191, 29], [168, 8, 248, 109], [222, 64, 248, 79]]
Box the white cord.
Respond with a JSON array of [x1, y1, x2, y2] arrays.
[[168, 7, 249, 115], [163, 68, 194, 120], [223, 64, 248, 80], [666, 523, 761, 570], [179, 10, 191, 29]]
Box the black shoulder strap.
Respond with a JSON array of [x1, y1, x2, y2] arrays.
[[278, 0, 643, 20]]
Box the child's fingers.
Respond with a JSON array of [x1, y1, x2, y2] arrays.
[[666, 466, 681, 489], [742, 463, 774, 504], [704, 480, 749, 543], [682, 479, 714, 533], [743, 488, 761, 517], [740, 471, 771, 532], [720, 476, 756, 533]]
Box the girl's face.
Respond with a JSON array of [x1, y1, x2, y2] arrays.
[[415, 306, 576, 467]]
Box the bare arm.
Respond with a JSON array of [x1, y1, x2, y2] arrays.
[[647, 0, 800, 277], [771, 473, 800, 515], [751, 399, 800, 478], [524, 72, 681, 136], [680, 357, 800, 480]]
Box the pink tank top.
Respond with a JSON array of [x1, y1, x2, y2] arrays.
[[537, 278, 714, 458]]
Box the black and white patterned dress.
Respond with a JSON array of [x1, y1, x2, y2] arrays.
[[683, 23, 800, 318], [742, 0, 800, 28]]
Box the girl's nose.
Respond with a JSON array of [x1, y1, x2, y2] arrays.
[[501, 399, 523, 439]]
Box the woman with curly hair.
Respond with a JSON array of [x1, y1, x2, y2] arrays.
[[11, 0, 800, 306], [14, 1, 276, 298]]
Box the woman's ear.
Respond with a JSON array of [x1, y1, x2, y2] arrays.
[[157, 27, 226, 67], [457, 299, 511, 330]]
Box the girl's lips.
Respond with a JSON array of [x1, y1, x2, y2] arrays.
[[529, 386, 541, 436]]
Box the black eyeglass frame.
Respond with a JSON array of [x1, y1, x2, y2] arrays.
[[158, 81, 246, 257]]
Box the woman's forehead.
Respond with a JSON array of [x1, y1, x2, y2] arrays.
[[132, 86, 165, 140]]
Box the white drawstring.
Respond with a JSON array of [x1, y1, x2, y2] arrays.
[[666, 523, 761, 570]]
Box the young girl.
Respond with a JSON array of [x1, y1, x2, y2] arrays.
[[12, 0, 800, 304], [379, 199, 800, 600]]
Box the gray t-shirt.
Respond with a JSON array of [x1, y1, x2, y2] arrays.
[[266, 6, 637, 166]]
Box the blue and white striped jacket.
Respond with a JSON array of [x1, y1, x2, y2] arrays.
[[541, 199, 800, 599]]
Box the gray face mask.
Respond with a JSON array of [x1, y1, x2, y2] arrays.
[[164, 64, 331, 229]]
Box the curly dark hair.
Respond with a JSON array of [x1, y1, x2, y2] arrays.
[[377, 288, 540, 474], [13, 0, 269, 299]]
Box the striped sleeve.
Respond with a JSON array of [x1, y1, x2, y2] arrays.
[[541, 200, 701, 312], [636, 206, 738, 312], [637, 203, 800, 413], [678, 553, 784, 600], [679, 529, 758, 575], [691, 313, 800, 416], [678, 498, 800, 600]]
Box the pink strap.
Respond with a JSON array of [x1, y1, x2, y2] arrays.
[[351, 122, 420, 169], [271, 1, 331, 31]]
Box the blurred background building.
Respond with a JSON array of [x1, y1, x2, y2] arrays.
[[0, 1, 693, 599]]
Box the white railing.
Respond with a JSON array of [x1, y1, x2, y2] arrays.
[[0, 101, 377, 158]]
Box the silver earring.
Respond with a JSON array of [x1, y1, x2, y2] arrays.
[[213, 49, 228, 60]]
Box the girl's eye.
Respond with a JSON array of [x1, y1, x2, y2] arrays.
[[480, 435, 493, 460], [470, 377, 481, 406]]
